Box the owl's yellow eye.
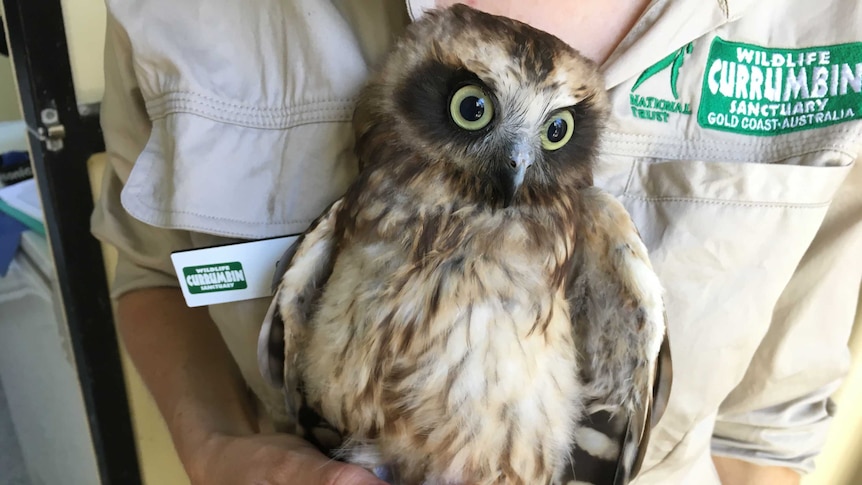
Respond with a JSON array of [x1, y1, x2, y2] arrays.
[[449, 85, 494, 130], [540, 110, 575, 151]]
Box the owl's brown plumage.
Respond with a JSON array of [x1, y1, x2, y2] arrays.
[[258, 4, 671, 484]]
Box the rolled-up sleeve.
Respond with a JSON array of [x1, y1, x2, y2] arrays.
[[90, 11, 194, 299], [711, 159, 862, 474]]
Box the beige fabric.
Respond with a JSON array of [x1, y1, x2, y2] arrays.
[[91, 0, 862, 482]]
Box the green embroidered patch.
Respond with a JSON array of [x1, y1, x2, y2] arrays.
[[698, 37, 862, 135], [629, 42, 694, 123]]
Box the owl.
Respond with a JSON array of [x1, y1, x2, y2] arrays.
[[257, 4, 672, 485]]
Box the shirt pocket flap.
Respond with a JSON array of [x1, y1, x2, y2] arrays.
[[625, 154, 853, 207]]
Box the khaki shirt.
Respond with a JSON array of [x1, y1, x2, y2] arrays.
[[91, 0, 862, 482]]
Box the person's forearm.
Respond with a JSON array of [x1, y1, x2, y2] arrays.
[[713, 455, 801, 485], [116, 287, 259, 478]]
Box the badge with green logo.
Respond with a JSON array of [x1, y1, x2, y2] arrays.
[[629, 42, 694, 123], [183, 262, 247, 294], [698, 37, 862, 135], [171, 235, 299, 307]]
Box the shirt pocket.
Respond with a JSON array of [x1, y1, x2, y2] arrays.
[[596, 144, 855, 461], [620, 151, 852, 353]]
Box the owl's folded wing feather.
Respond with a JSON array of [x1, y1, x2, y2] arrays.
[[257, 198, 344, 419], [567, 187, 673, 484]]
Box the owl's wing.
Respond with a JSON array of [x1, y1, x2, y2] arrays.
[[567, 187, 673, 484], [257, 198, 344, 421]]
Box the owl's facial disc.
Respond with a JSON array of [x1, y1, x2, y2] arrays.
[[386, 44, 598, 207]]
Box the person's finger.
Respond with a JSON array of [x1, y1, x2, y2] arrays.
[[322, 463, 388, 485]]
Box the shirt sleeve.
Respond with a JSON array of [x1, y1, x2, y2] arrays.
[[90, 10, 195, 299], [711, 158, 862, 474]]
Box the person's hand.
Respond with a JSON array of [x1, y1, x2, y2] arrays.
[[190, 432, 387, 485]]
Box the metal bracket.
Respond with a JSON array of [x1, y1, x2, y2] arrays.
[[26, 107, 66, 152]]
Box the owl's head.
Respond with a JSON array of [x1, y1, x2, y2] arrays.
[[354, 3, 610, 207]]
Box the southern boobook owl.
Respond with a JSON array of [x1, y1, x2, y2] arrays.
[[258, 4, 672, 484]]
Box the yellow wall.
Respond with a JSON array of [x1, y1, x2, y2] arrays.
[[0, 0, 104, 120], [1, 0, 21, 123], [59, 0, 105, 105], [0, 56, 21, 121]]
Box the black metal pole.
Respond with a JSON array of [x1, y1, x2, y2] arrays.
[[2, 0, 142, 483]]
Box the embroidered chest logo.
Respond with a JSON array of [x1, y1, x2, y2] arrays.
[[629, 42, 694, 123], [698, 38, 862, 135], [183, 262, 248, 294]]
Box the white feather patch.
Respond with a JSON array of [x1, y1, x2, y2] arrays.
[[572, 427, 620, 461]]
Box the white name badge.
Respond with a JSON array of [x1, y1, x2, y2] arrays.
[[170, 235, 299, 307]]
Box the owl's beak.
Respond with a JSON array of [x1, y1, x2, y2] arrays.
[[498, 140, 533, 207]]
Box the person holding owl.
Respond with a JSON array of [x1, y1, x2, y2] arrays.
[[91, 0, 862, 484]]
